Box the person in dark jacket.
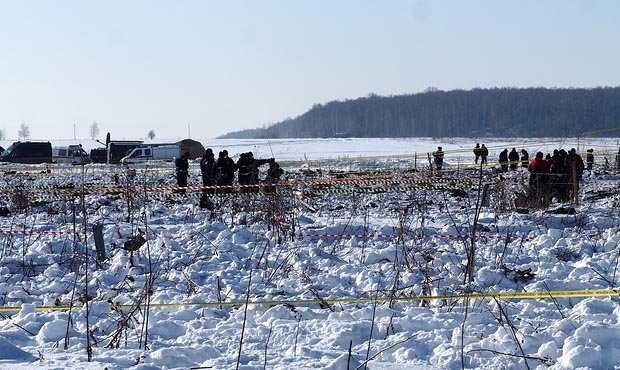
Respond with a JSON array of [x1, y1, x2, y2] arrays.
[[473, 143, 481, 164], [508, 148, 519, 171], [566, 148, 585, 200], [265, 160, 284, 192], [520, 149, 529, 168], [216, 150, 237, 192], [567, 148, 585, 179], [549, 149, 569, 202], [237, 152, 271, 192], [586, 149, 594, 172], [199, 148, 216, 208], [498, 149, 509, 172], [432, 146, 444, 173], [174, 152, 190, 193], [480, 144, 488, 165], [236, 152, 252, 188]]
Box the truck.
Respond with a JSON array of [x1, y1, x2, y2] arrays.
[[120, 144, 181, 164], [52, 145, 91, 165], [0, 141, 53, 164]]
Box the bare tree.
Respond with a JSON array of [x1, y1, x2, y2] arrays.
[[18, 122, 30, 141], [147, 130, 156, 140], [89, 122, 100, 140], [0, 128, 5, 141]]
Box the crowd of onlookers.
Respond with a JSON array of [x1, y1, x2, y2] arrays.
[[431, 143, 620, 207], [526, 148, 585, 206]]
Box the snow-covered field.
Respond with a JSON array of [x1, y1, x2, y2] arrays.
[[0, 137, 619, 369]]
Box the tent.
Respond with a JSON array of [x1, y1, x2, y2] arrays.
[[176, 139, 206, 160]]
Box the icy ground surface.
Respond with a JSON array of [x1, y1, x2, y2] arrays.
[[0, 137, 619, 369]]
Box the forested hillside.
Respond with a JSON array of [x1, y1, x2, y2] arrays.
[[220, 87, 620, 138]]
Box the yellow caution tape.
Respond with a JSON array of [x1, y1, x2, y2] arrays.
[[1, 288, 617, 312]]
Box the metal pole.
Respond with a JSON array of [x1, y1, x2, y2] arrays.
[[572, 161, 579, 205]]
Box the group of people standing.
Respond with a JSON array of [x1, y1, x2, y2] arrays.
[[527, 148, 585, 206], [432, 143, 598, 207], [174, 149, 284, 209], [498, 148, 530, 172], [473, 143, 489, 165]]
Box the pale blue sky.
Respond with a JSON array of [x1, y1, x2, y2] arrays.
[[0, 0, 618, 140]]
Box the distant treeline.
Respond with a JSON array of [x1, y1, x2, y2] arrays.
[[220, 87, 620, 138]]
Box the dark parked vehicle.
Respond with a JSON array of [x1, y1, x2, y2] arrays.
[[0, 141, 53, 164], [89, 148, 107, 163]]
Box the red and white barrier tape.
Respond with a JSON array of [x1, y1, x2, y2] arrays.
[[300, 233, 538, 241], [0, 229, 79, 236]]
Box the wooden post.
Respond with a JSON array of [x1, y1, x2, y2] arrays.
[[427, 153, 433, 173], [572, 161, 579, 206], [414, 152, 417, 170]]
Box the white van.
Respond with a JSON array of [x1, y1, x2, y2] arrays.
[[52, 145, 91, 165], [120, 144, 181, 164]]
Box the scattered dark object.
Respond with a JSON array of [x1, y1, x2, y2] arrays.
[[515, 208, 530, 214], [200, 198, 215, 210], [481, 183, 490, 207], [123, 235, 146, 252], [366, 202, 378, 208], [513, 191, 529, 208], [475, 224, 491, 232], [97, 198, 111, 206], [502, 265, 536, 283], [450, 189, 467, 198], [93, 224, 107, 263], [545, 206, 576, 215], [0, 206, 10, 217], [584, 191, 614, 202], [11, 191, 29, 212]]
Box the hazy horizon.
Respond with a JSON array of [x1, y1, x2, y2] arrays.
[[1, 1, 619, 140]]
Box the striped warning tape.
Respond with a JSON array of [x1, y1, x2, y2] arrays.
[[0, 175, 479, 194], [1, 288, 617, 312], [301, 184, 470, 196], [0, 176, 615, 198], [0, 182, 474, 202], [300, 233, 537, 241]]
